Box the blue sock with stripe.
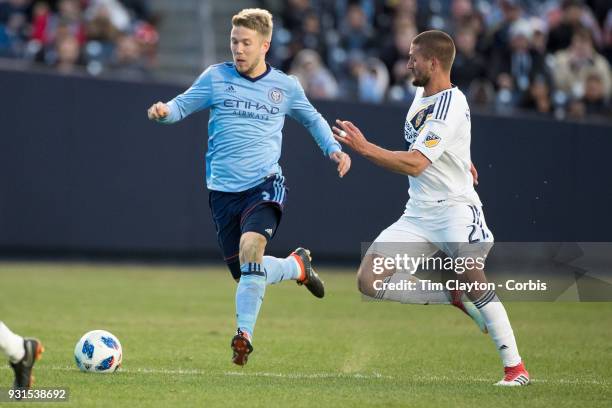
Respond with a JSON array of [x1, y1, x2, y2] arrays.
[[263, 256, 300, 285], [236, 263, 266, 339]]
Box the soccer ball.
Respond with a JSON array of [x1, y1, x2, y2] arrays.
[[74, 330, 122, 373]]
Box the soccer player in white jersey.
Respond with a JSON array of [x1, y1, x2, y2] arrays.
[[0, 321, 43, 391], [332, 30, 529, 386], [147, 9, 351, 366]]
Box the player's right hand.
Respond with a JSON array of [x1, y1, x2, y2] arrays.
[[332, 119, 370, 156], [147, 102, 169, 120]]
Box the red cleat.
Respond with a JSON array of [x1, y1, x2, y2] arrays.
[[495, 361, 530, 386], [230, 329, 253, 366]]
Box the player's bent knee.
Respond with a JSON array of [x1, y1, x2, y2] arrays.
[[358, 253, 397, 297], [239, 232, 267, 263], [357, 254, 388, 298]]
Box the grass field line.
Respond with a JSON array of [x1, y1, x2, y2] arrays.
[[425, 375, 609, 386], [224, 371, 393, 379], [1, 366, 608, 386], [0, 365, 392, 380]]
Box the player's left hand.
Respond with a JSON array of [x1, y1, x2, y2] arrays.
[[470, 162, 479, 186], [329, 151, 351, 178], [332, 119, 370, 156]]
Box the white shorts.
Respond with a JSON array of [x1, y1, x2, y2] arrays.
[[367, 200, 494, 262]]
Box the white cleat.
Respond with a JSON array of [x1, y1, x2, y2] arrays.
[[495, 361, 530, 386]]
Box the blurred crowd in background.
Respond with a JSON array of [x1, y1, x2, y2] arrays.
[[0, 0, 158, 78], [1, 0, 610, 120], [261, 0, 611, 120]]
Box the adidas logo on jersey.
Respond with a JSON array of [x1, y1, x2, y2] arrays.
[[225, 85, 236, 93], [265, 228, 273, 237]]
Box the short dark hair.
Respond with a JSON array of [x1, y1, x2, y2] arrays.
[[412, 30, 456, 72]]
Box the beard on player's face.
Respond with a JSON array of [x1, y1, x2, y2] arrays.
[[412, 70, 430, 87]]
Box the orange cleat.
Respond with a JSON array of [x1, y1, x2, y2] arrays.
[[495, 361, 530, 386], [230, 329, 253, 366], [291, 248, 325, 298]]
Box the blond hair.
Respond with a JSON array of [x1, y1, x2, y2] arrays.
[[232, 8, 273, 41]]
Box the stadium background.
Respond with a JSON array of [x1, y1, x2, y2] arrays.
[[0, 0, 610, 261], [0, 1, 611, 407]]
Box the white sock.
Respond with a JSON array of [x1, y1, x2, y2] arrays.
[[474, 290, 522, 367], [0, 322, 25, 363], [377, 273, 450, 304], [263, 256, 300, 285]]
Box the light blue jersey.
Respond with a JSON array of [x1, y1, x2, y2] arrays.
[[159, 62, 342, 192]]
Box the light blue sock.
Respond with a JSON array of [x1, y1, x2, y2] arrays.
[[263, 256, 300, 285], [236, 262, 266, 338]]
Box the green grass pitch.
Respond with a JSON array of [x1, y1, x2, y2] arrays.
[[0, 262, 610, 407]]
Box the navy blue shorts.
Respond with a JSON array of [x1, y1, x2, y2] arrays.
[[209, 174, 287, 280]]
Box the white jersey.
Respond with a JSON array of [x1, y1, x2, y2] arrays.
[[403, 86, 481, 206]]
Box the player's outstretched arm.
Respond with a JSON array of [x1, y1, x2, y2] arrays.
[[287, 76, 351, 178], [147, 102, 170, 121], [147, 67, 214, 124], [332, 119, 430, 177]]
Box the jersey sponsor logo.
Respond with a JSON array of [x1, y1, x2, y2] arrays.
[[404, 120, 418, 147], [423, 131, 441, 148], [225, 84, 236, 93], [223, 99, 280, 120], [265, 228, 274, 237], [223, 99, 280, 114], [268, 88, 283, 104]]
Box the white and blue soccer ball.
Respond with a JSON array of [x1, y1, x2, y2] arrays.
[[74, 330, 122, 373]]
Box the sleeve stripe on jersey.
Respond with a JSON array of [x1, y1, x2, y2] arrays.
[[442, 91, 452, 120], [434, 92, 445, 119], [434, 91, 453, 120]]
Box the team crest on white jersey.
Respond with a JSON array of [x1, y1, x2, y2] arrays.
[[423, 131, 441, 148], [405, 104, 435, 147], [414, 109, 426, 129], [268, 88, 283, 104]]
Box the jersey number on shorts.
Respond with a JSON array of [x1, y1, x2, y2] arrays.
[[468, 225, 480, 244], [468, 205, 488, 243]]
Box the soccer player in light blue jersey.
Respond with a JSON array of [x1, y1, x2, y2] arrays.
[[147, 8, 351, 366]]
